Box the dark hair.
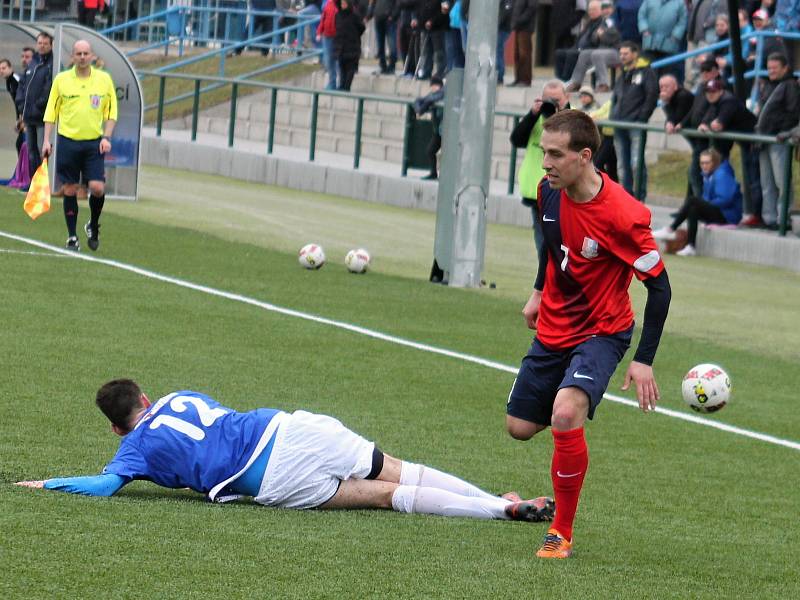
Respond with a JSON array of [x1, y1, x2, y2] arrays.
[[96, 379, 143, 431], [766, 53, 789, 67], [620, 40, 640, 53], [36, 32, 53, 43], [0, 58, 11, 68], [22, 47, 34, 54], [542, 109, 601, 156]]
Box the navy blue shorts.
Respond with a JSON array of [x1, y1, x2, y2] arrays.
[[56, 135, 105, 184], [507, 326, 633, 426]]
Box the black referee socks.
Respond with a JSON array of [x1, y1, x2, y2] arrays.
[[63, 194, 78, 237]]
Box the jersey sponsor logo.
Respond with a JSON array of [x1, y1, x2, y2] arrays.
[[543, 215, 556, 222], [90, 94, 101, 109], [633, 250, 661, 272], [573, 371, 594, 380], [580, 237, 599, 259], [556, 470, 583, 478]]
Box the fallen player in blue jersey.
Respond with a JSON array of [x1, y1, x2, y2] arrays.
[[16, 379, 554, 522]]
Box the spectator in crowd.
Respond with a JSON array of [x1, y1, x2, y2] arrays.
[[417, 0, 448, 80], [413, 76, 445, 180], [755, 53, 800, 229], [251, 0, 278, 56], [698, 77, 763, 226], [588, 98, 619, 181], [317, 0, 339, 89], [334, 0, 366, 91], [614, 0, 641, 44], [369, 1, 400, 75], [1, 58, 24, 156], [21, 47, 34, 70], [509, 80, 570, 250], [296, 0, 323, 49], [611, 41, 658, 200], [661, 74, 694, 133], [745, 10, 787, 87], [653, 149, 742, 256], [718, 9, 753, 81], [563, 1, 621, 92], [445, 1, 466, 73], [496, 0, 513, 84], [687, 0, 725, 50], [577, 85, 599, 111], [637, 0, 687, 79], [551, 0, 586, 50], [398, 0, 420, 77], [459, 0, 469, 54], [557, 1, 615, 83], [15, 32, 54, 181], [78, 0, 105, 28], [510, 0, 538, 87]]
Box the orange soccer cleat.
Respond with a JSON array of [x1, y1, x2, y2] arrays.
[[536, 528, 573, 559]]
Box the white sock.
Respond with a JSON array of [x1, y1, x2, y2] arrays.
[[399, 462, 502, 502], [391, 485, 511, 520]]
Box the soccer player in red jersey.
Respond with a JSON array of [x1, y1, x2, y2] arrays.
[[506, 110, 671, 558]]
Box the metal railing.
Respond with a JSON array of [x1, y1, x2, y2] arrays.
[[141, 71, 797, 237], [650, 29, 800, 107], [0, 0, 37, 21]]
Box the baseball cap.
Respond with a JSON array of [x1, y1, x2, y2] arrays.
[[699, 57, 719, 72], [578, 85, 595, 97], [705, 78, 725, 93], [752, 9, 769, 21]]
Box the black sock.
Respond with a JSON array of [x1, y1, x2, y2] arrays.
[[89, 194, 105, 232], [63, 194, 78, 237]]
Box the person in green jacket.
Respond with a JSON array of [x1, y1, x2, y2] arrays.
[[510, 79, 570, 251]]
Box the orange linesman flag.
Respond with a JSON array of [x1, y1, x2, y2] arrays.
[[24, 159, 51, 220]]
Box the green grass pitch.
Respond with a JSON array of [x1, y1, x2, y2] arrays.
[[1, 169, 798, 598]]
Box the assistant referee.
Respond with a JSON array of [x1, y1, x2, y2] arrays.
[[42, 40, 117, 251]]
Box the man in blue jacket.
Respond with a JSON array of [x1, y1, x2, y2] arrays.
[[15, 31, 54, 178], [652, 148, 742, 256]]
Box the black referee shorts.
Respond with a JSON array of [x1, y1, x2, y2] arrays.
[[56, 134, 105, 184]]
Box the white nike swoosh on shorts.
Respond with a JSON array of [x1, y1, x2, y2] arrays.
[[543, 216, 556, 222]]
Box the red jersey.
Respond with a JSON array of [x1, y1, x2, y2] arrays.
[[535, 172, 664, 349]]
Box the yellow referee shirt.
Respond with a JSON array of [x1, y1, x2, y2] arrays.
[[43, 66, 118, 140]]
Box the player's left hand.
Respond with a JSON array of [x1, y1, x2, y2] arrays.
[[14, 480, 46, 488], [621, 361, 659, 412], [99, 138, 112, 154]]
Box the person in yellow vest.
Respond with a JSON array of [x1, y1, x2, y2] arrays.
[[42, 39, 117, 252], [509, 80, 570, 252]]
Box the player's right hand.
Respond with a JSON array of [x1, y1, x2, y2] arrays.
[[522, 290, 542, 330], [14, 480, 45, 488]]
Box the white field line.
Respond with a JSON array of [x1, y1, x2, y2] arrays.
[[2, 229, 798, 453], [0, 247, 70, 258]]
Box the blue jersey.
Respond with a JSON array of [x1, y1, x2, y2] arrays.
[[103, 391, 280, 495]]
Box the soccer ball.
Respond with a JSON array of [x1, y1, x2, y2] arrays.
[[681, 363, 731, 413], [298, 243, 326, 269], [344, 248, 371, 274]]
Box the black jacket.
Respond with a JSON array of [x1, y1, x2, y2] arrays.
[[370, 0, 400, 21], [611, 60, 658, 122], [756, 74, 800, 135], [509, 101, 572, 148], [511, 0, 538, 33], [663, 87, 694, 126], [334, 6, 366, 61], [5, 73, 20, 117], [418, 0, 449, 30], [15, 51, 53, 124], [499, 0, 513, 31], [702, 91, 757, 154], [575, 16, 620, 50]]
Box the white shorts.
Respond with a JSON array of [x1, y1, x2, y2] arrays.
[[253, 410, 375, 509]]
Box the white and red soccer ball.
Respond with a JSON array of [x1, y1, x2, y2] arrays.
[[681, 363, 731, 413], [298, 243, 326, 269], [344, 248, 371, 274]]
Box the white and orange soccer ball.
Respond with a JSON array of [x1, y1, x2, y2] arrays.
[[298, 243, 326, 269], [681, 363, 731, 413], [344, 248, 371, 274]]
